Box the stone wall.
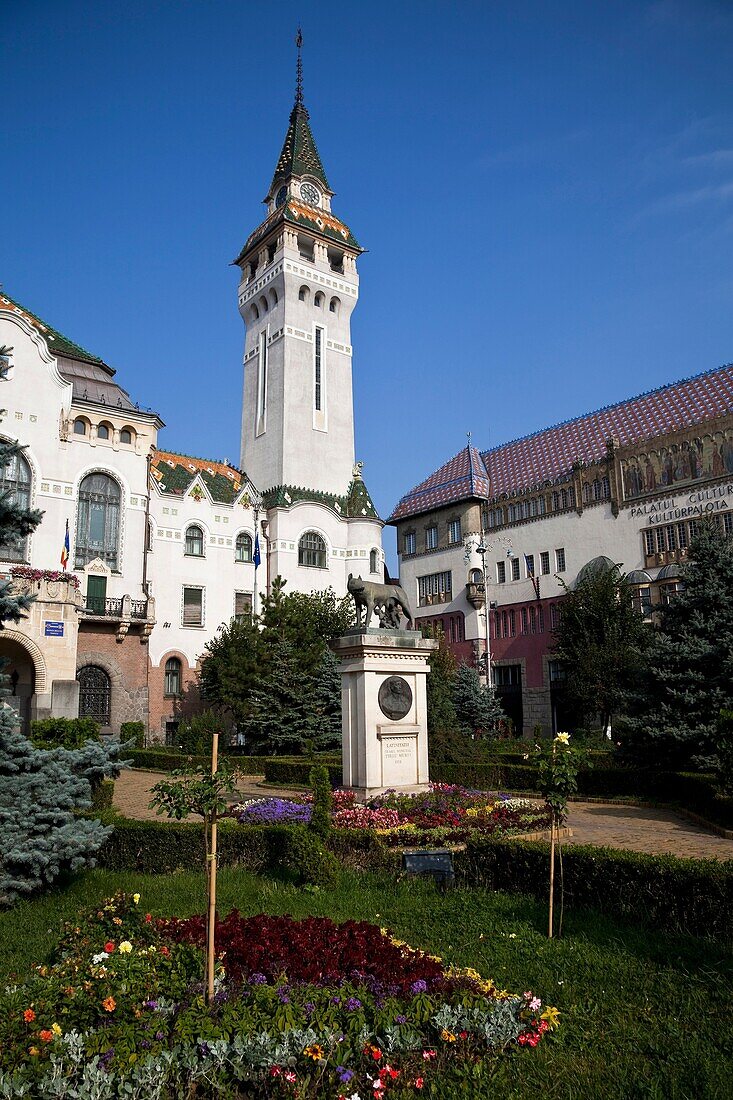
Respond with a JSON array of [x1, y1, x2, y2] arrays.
[[76, 625, 149, 734]]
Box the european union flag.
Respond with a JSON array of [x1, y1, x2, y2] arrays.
[[253, 532, 261, 569]]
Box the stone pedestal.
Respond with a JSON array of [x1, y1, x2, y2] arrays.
[[331, 629, 437, 800]]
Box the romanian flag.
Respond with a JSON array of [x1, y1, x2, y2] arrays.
[[60, 519, 70, 571]]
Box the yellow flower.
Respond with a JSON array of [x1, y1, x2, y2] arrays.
[[51, 1023, 62, 1037], [28, 1047, 39, 1056], [112, 917, 123, 926], [303, 1043, 324, 1060], [555, 732, 570, 744], [440, 1029, 457, 1042], [132, 893, 141, 904], [541, 1005, 561, 1029], [118, 941, 133, 954]]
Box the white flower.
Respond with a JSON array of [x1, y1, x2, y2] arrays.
[[91, 952, 109, 964], [555, 732, 570, 744]]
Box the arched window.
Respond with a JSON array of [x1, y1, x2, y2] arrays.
[[314, 292, 325, 308], [77, 665, 111, 725], [235, 531, 253, 562], [185, 524, 204, 557], [329, 296, 340, 314], [73, 418, 88, 435], [164, 657, 182, 697], [593, 478, 602, 501], [75, 472, 121, 569], [602, 475, 611, 500], [269, 288, 278, 307], [0, 447, 32, 561], [298, 531, 327, 569], [583, 482, 592, 504], [298, 285, 310, 303], [259, 296, 268, 314], [251, 304, 260, 322], [370, 548, 379, 573], [120, 427, 133, 445], [97, 423, 111, 441]]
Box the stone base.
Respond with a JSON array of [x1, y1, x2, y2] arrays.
[[344, 782, 432, 803]]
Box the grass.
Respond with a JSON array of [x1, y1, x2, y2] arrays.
[[1, 869, 731, 1099]]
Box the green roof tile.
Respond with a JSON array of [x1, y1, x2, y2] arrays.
[[261, 480, 380, 520], [0, 290, 107, 368]]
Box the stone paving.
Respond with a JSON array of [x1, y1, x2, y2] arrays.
[[113, 770, 733, 861]]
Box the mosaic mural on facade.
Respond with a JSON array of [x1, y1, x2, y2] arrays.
[[621, 427, 733, 500]]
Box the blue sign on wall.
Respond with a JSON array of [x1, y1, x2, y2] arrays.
[[44, 621, 64, 637]]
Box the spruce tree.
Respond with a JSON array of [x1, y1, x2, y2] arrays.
[[0, 358, 120, 904], [309, 648, 342, 752], [453, 662, 505, 738], [618, 518, 733, 769]]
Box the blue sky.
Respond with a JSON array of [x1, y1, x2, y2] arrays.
[[3, 0, 733, 567]]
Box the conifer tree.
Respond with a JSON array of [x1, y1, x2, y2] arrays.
[[453, 662, 506, 738], [0, 362, 121, 902], [308, 648, 342, 752], [618, 518, 733, 769]]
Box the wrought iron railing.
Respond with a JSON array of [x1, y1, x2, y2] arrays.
[[130, 600, 148, 620], [84, 596, 124, 616]]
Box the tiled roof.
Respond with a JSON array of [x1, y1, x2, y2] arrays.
[[0, 290, 106, 367], [389, 364, 733, 521], [233, 200, 360, 266], [389, 446, 490, 521], [262, 479, 380, 520], [269, 100, 330, 195], [151, 450, 251, 505]]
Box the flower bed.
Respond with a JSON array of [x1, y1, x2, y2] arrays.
[[0, 892, 558, 1097], [232, 784, 551, 845]]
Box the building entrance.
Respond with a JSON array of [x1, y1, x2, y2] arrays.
[[0, 637, 36, 734]]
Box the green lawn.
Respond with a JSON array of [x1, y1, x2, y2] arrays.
[[1, 869, 731, 1099]]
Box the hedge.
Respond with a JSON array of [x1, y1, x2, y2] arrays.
[[128, 749, 340, 776], [91, 779, 115, 811], [455, 836, 733, 940], [264, 759, 342, 787]]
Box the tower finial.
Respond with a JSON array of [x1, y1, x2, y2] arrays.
[[295, 27, 304, 106]]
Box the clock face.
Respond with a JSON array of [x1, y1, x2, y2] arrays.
[[275, 186, 288, 208], [300, 182, 321, 207]]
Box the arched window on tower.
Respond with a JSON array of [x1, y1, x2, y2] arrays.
[[185, 524, 204, 557], [164, 657, 182, 697], [235, 532, 253, 562], [370, 548, 379, 574], [329, 296, 340, 314], [314, 292, 325, 308], [298, 531, 327, 569], [75, 472, 121, 569], [0, 447, 32, 561], [77, 665, 111, 725], [298, 285, 310, 303]]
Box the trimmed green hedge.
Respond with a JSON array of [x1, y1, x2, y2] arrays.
[[91, 779, 115, 811], [264, 759, 342, 787], [455, 837, 733, 940], [129, 749, 340, 776]]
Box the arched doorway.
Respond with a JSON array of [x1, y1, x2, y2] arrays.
[[77, 665, 111, 726], [0, 637, 36, 734]]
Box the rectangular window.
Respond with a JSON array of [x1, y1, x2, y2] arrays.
[[655, 527, 666, 554], [182, 586, 204, 627], [724, 513, 733, 535], [644, 529, 655, 556], [493, 664, 521, 687], [529, 606, 536, 633], [497, 560, 506, 584], [417, 571, 452, 606], [666, 525, 677, 551], [521, 608, 528, 635], [404, 531, 416, 555], [677, 523, 688, 550], [425, 526, 438, 550], [234, 591, 253, 624], [555, 548, 566, 572], [502, 611, 508, 638], [548, 659, 565, 683], [511, 558, 520, 581], [551, 604, 560, 630], [540, 551, 550, 575], [510, 609, 516, 636], [314, 326, 323, 412], [448, 518, 462, 544], [493, 611, 500, 639], [525, 554, 534, 578], [689, 519, 698, 541], [538, 606, 544, 633], [258, 331, 268, 420]]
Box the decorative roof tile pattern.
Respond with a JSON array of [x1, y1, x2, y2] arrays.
[[389, 446, 490, 521], [151, 450, 251, 505], [269, 101, 330, 195], [262, 480, 380, 520], [1, 290, 106, 367], [389, 364, 733, 521], [233, 200, 360, 266]]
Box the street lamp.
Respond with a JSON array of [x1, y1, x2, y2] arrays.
[[464, 515, 512, 688]]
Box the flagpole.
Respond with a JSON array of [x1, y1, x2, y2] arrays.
[[252, 507, 259, 618]]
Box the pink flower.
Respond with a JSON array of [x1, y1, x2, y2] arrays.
[[422, 1049, 436, 1061]]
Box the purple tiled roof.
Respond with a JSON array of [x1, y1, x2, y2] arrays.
[[389, 364, 733, 522]]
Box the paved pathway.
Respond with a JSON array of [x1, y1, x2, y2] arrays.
[[113, 771, 733, 861]]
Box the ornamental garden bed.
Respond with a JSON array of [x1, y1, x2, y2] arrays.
[[230, 784, 553, 847], [0, 891, 556, 1098]]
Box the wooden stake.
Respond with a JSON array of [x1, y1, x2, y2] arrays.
[[206, 731, 219, 1003], [548, 812, 556, 939]]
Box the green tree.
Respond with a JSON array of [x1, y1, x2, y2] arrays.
[[422, 625, 458, 735], [308, 648, 342, 752], [618, 518, 733, 769], [0, 389, 122, 903], [552, 561, 648, 735], [453, 662, 506, 738]]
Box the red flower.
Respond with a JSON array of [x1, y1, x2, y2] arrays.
[[23, 1009, 35, 1023], [104, 942, 115, 954], [39, 1030, 53, 1043], [145, 914, 152, 923], [414, 1079, 425, 1090], [159, 946, 170, 957]]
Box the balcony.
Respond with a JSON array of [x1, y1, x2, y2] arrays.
[[80, 593, 156, 642], [466, 581, 486, 609]]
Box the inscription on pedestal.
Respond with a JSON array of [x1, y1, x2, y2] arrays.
[[380, 732, 418, 786]]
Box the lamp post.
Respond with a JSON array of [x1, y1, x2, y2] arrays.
[[464, 514, 512, 688]]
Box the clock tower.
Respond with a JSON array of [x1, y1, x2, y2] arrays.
[[234, 37, 363, 498]]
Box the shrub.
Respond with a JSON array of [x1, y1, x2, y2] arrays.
[[309, 764, 332, 838], [264, 758, 342, 787], [29, 716, 100, 749], [90, 778, 115, 811], [176, 709, 223, 755], [120, 720, 145, 748], [456, 837, 733, 940], [265, 824, 340, 887]]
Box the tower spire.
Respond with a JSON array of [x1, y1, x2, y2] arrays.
[[295, 27, 304, 107]]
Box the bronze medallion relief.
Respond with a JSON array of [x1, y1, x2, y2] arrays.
[[378, 676, 413, 721]]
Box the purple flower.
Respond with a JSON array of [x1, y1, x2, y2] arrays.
[[249, 972, 267, 985], [410, 980, 428, 994], [330, 995, 341, 1006], [396, 1014, 407, 1024], [277, 987, 291, 1004], [337, 1067, 355, 1083], [345, 997, 362, 1011], [140, 1040, 151, 1050], [304, 1001, 315, 1016], [237, 798, 312, 825], [155, 1031, 165, 1041], [143, 999, 159, 1010]]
